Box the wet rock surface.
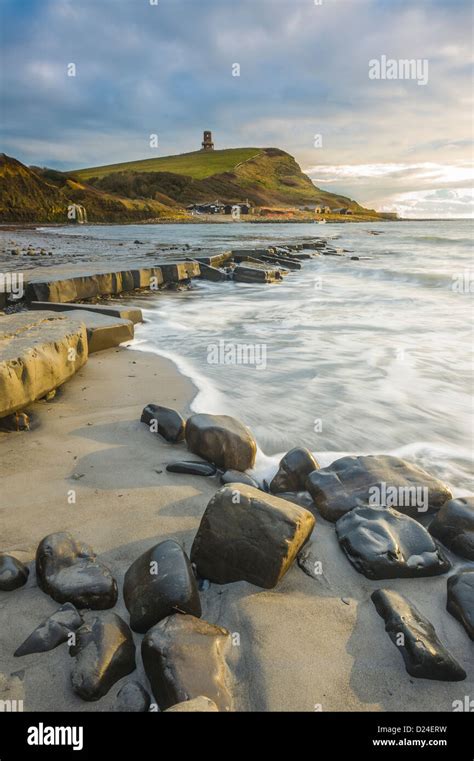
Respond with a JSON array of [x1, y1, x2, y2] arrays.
[[142, 614, 233, 711], [123, 540, 201, 633], [429, 496, 474, 560], [191, 484, 315, 588], [15, 603, 83, 657], [185, 413, 257, 471], [372, 589, 466, 681], [220, 469, 259, 488], [0, 554, 29, 591], [114, 680, 151, 712], [275, 491, 315, 510], [270, 447, 319, 493], [297, 541, 323, 580], [36, 532, 118, 609], [336, 505, 450, 579], [447, 570, 474, 641], [166, 461, 217, 476], [140, 404, 185, 443], [70, 613, 136, 701], [165, 695, 219, 712], [306, 455, 452, 522]]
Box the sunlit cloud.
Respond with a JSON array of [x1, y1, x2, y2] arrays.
[[306, 162, 474, 218]]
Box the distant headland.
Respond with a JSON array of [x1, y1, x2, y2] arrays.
[[0, 133, 396, 224]]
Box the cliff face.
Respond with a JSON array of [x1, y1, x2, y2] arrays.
[[0, 148, 380, 223], [0, 154, 184, 223]]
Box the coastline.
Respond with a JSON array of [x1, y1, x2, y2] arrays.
[[1, 345, 472, 712]]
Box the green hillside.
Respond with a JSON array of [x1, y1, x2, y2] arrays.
[[0, 147, 385, 223], [81, 147, 380, 215], [73, 148, 261, 182]]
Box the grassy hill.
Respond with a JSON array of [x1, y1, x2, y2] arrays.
[[73, 147, 380, 215], [0, 154, 185, 223], [73, 148, 262, 182], [0, 147, 385, 223]]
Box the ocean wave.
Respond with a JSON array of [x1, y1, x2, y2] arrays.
[[349, 265, 460, 288], [402, 234, 472, 246]]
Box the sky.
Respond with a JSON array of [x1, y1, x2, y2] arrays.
[[1, 0, 473, 218]]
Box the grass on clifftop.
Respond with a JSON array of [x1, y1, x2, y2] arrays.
[[72, 148, 262, 182]]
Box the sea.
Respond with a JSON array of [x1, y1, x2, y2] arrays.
[[5, 219, 473, 493]]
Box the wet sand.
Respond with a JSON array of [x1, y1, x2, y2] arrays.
[[0, 347, 472, 711]]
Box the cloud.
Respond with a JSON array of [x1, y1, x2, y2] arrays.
[[0, 0, 472, 217], [305, 161, 474, 217]]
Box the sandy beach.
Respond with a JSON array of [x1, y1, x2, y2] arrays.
[[0, 345, 471, 712]]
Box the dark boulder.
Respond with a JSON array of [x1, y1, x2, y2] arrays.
[[336, 505, 450, 579], [15, 603, 83, 657], [166, 461, 217, 477], [306, 454, 452, 522], [36, 532, 118, 609], [70, 613, 136, 701], [221, 470, 259, 488], [372, 589, 466, 681], [123, 540, 201, 633], [429, 497, 474, 560], [142, 614, 233, 711], [140, 404, 185, 443], [0, 554, 29, 591], [185, 413, 257, 471], [447, 570, 474, 641], [191, 484, 315, 588], [114, 680, 151, 712], [270, 447, 319, 493], [276, 491, 315, 510]]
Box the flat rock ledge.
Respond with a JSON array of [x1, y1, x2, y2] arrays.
[[372, 589, 466, 682], [0, 311, 88, 417], [62, 309, 134, 354]]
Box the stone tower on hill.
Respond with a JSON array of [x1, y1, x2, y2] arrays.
[[201, 130, 214, 151]]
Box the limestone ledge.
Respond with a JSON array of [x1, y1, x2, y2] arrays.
[[0, 311, 88, 417]]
